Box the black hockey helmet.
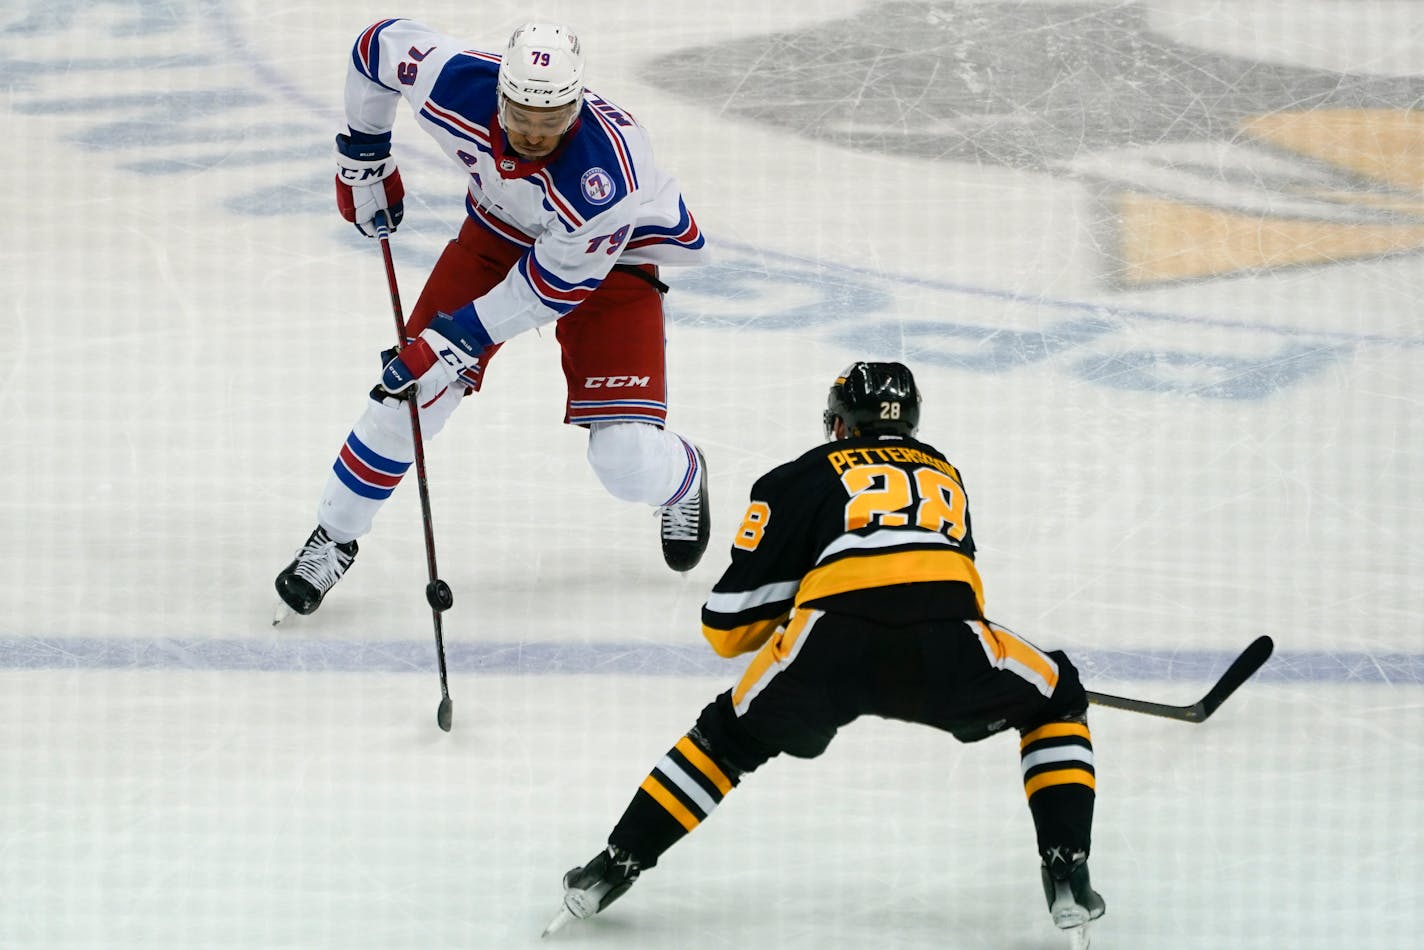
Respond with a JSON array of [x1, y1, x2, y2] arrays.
[[823, 361, 921, 440]]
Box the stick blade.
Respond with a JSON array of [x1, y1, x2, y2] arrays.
[[1087, 635, 1275, 723], [1195, 634, 1274, 720], [437, 697, 453, 732]]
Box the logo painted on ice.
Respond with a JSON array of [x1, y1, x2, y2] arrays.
[[4, 3, 1391, 402], [580, 167, 616, 205], [648, 2, 1424, 285], [667, 251, 1362, 401]]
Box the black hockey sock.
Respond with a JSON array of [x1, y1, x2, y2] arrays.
[[608, 730, 741, 868], [1019, 718, 1096, 855]]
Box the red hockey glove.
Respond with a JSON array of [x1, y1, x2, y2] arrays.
[[377, 313, 492, 399]]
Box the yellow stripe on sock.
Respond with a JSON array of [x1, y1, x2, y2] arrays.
[[675, 737, 733, 795], [640, 775, 701, 832], [1024, 768, 1097, 799], [1020, 721, 1092, 750]]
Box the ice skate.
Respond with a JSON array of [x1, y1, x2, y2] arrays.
[[273, 526, 359, 622], [1041, 848, 1105, 949], [541, 845, 641, 937], [659, 446, 709, 572]]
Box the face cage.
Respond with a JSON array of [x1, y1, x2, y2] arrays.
[[498, 94, 580, 139]]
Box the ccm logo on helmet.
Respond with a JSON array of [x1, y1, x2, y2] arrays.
[[584, 375, 651, 388]]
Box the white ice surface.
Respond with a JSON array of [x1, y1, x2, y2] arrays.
[[4, 2, 1422, 948]]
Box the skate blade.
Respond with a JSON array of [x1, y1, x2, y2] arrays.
[[540, 906, 575, 938], [272, 600, 295, 626], [1065, 922, 1091, 950]]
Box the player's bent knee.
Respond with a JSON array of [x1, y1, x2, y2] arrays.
[[693, 693, 778, 775], [586, 421, 662, 502], [1023, 651, 1090, 732]]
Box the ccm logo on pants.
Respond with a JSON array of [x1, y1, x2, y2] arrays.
[[584, 376, 651, 388]]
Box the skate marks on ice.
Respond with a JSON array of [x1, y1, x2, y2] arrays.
[[648, 1, 1424, 286]]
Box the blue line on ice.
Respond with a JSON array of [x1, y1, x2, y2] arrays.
[[0, 637, 1418, 684]]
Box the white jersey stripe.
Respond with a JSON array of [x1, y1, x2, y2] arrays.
[[705, 580, 800, 615], [816, 528, 958, 564]]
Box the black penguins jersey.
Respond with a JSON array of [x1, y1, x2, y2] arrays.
[[701, 435, 984, 657]]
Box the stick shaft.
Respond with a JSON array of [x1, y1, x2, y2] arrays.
[[374, 215, 453, 711]]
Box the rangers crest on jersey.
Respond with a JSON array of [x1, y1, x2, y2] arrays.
[[581, 167, 616, 205]]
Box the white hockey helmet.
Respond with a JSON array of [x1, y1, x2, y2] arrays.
[[497, 22, 585, 108]]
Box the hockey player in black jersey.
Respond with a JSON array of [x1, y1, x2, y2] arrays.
[[545, 362, 1106, 947]]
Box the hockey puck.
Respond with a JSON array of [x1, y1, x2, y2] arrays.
[[426, 579, 454, 611]]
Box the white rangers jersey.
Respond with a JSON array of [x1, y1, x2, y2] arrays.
[[344, 19, 707, 346]]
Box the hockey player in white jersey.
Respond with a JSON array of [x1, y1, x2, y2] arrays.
[[276, 19, 711, 617]]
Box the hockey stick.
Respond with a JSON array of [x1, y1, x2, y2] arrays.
[[1085, 635, 1274, 723], [374, 211, 455, 732]]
